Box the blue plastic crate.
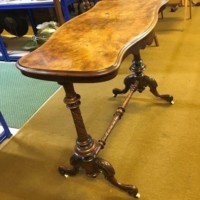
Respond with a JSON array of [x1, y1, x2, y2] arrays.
[[0, 112, 12, 143]]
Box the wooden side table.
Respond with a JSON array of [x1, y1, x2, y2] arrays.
[[16, 0, 173, 198]]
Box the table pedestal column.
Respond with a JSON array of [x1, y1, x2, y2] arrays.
[[58, 82, 140, 198]]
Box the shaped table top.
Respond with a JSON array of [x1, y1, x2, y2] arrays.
[[17, 0, 167, 83]]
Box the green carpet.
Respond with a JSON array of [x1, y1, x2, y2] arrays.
[[0, 62, 60, 129]]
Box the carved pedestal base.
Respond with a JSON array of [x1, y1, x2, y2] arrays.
[[59, 155, 139, 198], [113, 53, 174, 104], [58, 83, 140, 199]]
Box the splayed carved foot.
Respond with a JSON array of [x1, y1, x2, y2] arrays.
[[146, 75, 174, 104], [113, 74, 138, 97], [94, 157, 140, 198], [58, 154, 82, 177]]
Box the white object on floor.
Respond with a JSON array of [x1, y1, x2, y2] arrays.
[[0, 125, 19, 136]]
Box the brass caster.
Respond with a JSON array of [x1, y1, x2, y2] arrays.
[[136, 192, 141, 198]]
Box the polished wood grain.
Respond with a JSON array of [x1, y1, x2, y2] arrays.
[[17, 0, 167, 82]]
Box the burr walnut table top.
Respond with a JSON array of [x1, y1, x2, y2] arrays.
[[17, 0, 167, 83]]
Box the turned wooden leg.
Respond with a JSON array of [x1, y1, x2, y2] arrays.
[[154, 33, 159, 47], [58, 82, 140, 198]]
